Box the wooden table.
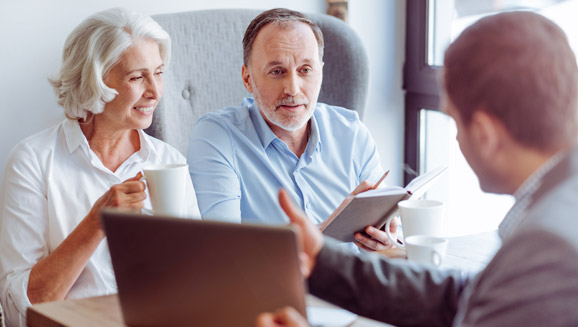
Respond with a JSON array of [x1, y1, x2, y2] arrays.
[[27, 294, 391, 327], [379, 230, 501, 272], [27, 231, 500, 327]]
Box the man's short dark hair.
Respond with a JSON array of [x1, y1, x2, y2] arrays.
[[443, 11, 578, 151], [242, 8, 324, 66]]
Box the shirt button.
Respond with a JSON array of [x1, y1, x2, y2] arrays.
[[305, 203, 311, 209]]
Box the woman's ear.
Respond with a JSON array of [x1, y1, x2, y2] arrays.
[[241, 65, 253, 93]]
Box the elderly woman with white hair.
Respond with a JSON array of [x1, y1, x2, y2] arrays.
[[0, 8, 199, 326]]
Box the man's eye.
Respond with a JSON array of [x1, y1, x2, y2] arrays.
[[302, 67, 312, 73], [155, 71, 164, 76], [271, 69, 283, 75], [129, 76, 143, 82]]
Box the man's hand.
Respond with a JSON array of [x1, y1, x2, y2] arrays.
[[345, 180, 401, 251], [255, 307, 309, 327], [321, 181, 373, 229], [354, 218, 399, 251], [279, 189, 323, 277]]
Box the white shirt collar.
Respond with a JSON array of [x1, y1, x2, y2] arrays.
[[62, 118, 153, 163]]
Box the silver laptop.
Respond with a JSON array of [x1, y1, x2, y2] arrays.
[[101, 210, 307, 327]]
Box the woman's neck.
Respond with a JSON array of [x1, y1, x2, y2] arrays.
[[79, 115, 140, 172]]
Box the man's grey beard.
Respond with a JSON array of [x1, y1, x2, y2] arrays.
[[252, 84, 314, 132]]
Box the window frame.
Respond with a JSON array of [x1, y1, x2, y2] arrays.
[[403, 0, 442, 184]]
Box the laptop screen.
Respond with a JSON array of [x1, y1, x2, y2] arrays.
[[101, 209, 307, 327]]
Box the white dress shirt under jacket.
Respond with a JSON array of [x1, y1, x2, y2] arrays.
[[0, 119, 200, 327]]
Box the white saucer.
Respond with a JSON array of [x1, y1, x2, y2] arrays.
[[307, 306, 357, 327]]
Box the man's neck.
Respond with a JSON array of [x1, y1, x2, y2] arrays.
[[501, 146, 564, 194], [269, 121, 311, 158]]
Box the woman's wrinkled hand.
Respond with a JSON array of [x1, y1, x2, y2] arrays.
[[85, 172, 147, 231]]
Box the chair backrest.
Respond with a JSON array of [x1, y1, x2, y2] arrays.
[[0, 301, 4, 327], [147, 9, 369, 154]]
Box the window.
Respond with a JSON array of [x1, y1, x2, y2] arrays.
[[404, 0, 578, 236]]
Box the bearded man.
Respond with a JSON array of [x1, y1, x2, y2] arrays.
[[187, 8, 396, 251]]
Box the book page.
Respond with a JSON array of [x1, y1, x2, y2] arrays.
[[355, 185, 406, 198], [405, 166, 447, 197]]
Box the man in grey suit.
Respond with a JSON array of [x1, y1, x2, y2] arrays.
[[256, 11, 578, 327]]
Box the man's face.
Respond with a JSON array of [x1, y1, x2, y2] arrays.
[[242, 22, 323, 133]]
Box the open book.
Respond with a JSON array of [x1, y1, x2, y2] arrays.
[[320, 166, 447, 242]]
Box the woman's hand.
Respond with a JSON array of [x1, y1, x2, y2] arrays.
[[28, 172, 148, 303], [85, 172, 147, 233]]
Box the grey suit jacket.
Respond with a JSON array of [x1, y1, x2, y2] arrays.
[[309, 148, 578, 326]]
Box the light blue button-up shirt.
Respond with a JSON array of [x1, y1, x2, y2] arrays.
[[187, 97, 384, 226]]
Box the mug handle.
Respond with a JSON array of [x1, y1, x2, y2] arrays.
[[431, 250, 443, 267], [142, 208, 154, 215], [385, 216, 404, 248], [139, 173, 153, 215]]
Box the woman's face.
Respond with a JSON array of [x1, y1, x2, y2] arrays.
[[101, 39, 164, 131]]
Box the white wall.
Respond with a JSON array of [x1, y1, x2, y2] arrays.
[[0, 0, 405, 186], [350, 1, 406, 186]]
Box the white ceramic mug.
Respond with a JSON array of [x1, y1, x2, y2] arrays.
[[141, 164, 188, 217], [405, 235, 448, 267], [386, 199, 445, 248]]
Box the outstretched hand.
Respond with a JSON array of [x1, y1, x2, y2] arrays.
[[255, 306, 309, 327], [254, 191, 320, 327], [279, 189, 323, 278]]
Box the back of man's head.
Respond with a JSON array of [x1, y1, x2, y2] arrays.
[[444, 11, 578, 152]]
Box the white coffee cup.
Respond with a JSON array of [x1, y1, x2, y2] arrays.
[[386, 199, 445, 248], [405, 235, 448, 267], [141, 164, 188, 217]]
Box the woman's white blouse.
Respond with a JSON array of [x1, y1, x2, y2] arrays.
[[0, 119, 200, 327]]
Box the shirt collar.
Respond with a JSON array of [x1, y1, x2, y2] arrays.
[[62, 118, 87, 154], [247, 98, 278, 149], [498, 150, 566, 240], [136, 129, 153, 161], [512, 150, 566, 201], [305, 110, 321, 157], [246, 97, 322, 155], [62, 118, 152, 162]]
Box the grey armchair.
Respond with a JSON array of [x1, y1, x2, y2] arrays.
[[0, 301, 4, 327], [147, 9, 369, 154]]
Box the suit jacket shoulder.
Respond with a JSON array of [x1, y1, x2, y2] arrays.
[[460, 148, 578, 326], [461, 229, 578, 326]]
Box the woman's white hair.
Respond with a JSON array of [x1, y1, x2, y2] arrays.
[[50, 8, 171, 120]]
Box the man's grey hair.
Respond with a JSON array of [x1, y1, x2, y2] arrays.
[[50, 8, 171, 120], [242, 8, 324, 66]]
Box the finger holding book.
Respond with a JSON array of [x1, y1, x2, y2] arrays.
[[321, 167, 447, 243], [318, 179, 377, 230], [354, 219, 399, 251]]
